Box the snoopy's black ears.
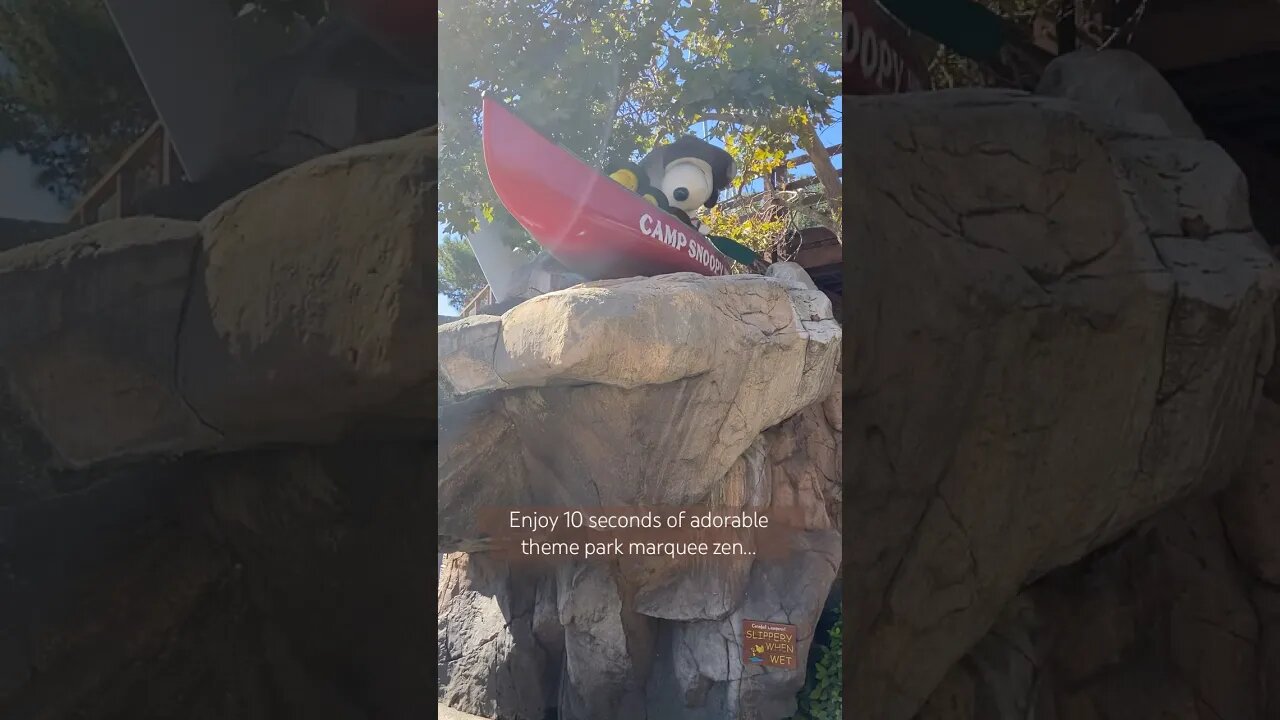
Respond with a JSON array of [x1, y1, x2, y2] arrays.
[[704, 190, 720, 210]]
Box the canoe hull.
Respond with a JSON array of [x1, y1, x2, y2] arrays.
[[481, 97, 732, 280]]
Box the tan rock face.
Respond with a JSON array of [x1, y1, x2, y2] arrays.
[[0, 219, 219, 467], [1, 436, 442, 718], [0, 131, 438, 468], [918, 499, 1263, 720], [438, 273, 841, 535], [437, 275, 842, 720], [1271, 272, 1280, 401], [845, 88, 1278, 719], [1221, 400, 1280, 585], [0, 127, 458, 720], [1036, 49, 1205, 140], [180, 130, 437, 445]]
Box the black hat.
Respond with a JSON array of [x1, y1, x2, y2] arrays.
[[639, 136, 736, 192]]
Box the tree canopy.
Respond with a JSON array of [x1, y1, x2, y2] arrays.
[[0, 0, 328, 205], [438, 234, 490, 311], [0, 0, 153, 204], [437, 0, 842, 307]]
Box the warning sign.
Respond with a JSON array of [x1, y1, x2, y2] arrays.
[[741, 620, 799, 669]]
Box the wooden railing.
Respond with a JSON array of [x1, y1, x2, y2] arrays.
[[720, 143, 843, 211], [68, 121, 180, 226], [460, 285, 495, 317]]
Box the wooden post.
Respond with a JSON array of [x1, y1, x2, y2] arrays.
[[1057, 0, 1077, 54], [116, 171, 135, 218], [161, 124, 173, 186]]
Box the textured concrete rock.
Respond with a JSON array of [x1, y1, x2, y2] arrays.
[[437, 704, 494, 720], [1272, 312, 1280, 401], [1, 435, 440, 719], [764, 261, 819, 291], [437, 554, 562, 719], [0, 219, 220, 467], [178, 129, 437, 445], [645, 529, 840, 720], [437, 280, 841, 720], [1037, 49, 1205, 140], [918, 499, 1263, 720], [1255, 588, 1280, 720], [1, 133, 449, 718], [1270, 247, 1280, 401], [438, 273, 841, 536], [1221, 400, 1280, 584], [0, 129, 439, 467], [1217, 137, 1280, 255], [438, 315, 509, 401], [846, 88, 1278, 719]]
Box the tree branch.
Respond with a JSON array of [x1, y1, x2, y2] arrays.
[[794, 119, 842, 243]]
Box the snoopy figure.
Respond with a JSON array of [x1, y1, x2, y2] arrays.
[[607, 137, 759, 267], [637, 136, 734, 235]]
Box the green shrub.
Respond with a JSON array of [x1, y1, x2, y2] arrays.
[[790, 606, 842, 720]]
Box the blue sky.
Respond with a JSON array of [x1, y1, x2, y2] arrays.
[[0, 152, 68, 222], [438, 95, 843, 315], [0, 52, 68, 221]]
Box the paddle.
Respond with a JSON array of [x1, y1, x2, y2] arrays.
[[876, 0, 1006, 62], [707, 235, 761, 267]]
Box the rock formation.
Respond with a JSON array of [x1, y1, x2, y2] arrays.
[[1, 115, 842, 718], [0, 129, 439, 718], [0, 219, 72, 254], [0, 129, 436, 470], [846, 51, 1279, 720], [4, 47, 1278, 720], [917, 402, 1279, 720], [437, 271, 843, 720]]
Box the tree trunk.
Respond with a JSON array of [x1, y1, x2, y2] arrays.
[[796, 120, 842, 243]]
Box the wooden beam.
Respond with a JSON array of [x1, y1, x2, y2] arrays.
[[782, 169, 844, 192], [161, 125, 173, 186], [1129, 5, 1280, 71], [719, 169, 844, 212], [1165, 53, 1280, 102], [789, 144, 842, 167], [1056, 0, 1076, 55], [794, 238, 842, 269]]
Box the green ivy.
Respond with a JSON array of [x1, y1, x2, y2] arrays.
[[790, 607, 842, 720]]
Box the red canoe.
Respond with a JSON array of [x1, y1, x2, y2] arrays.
[[481, 97, 733, 280], [334, 0, 435, 66]]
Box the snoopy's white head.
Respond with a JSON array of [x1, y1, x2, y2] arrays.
[[661, 158, 715, 213]]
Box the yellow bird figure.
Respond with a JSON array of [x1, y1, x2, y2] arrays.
[[605, 162, 644, 192], [605, 160, 671, 213]]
